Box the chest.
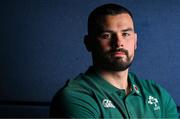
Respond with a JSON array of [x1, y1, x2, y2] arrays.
[[94, 93, 163, 118]]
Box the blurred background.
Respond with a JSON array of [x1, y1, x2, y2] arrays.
[[0, 0, 180, 117]]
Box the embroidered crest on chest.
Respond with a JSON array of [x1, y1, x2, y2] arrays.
[[148, 96, 160, 111]]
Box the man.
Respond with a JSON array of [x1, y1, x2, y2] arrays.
[[50, 3, 178, 118]]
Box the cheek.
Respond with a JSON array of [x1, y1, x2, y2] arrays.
[[99, 42, 111, 52], [126, 42, 136, 54]]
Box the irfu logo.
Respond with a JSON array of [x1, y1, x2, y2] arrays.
[[148, 96, 160, 111]]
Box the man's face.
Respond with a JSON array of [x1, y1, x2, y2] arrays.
[[92, 13, 137, 71]]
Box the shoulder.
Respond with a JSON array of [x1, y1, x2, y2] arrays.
[[49, 73, 100, 118], [130, 72, 178, 117], [129, 72, 168, 95], [129, 72, 175, 105], [51, 73, 97, 105]]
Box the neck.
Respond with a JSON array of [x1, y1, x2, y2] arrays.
[[97, 68, 131, 95]]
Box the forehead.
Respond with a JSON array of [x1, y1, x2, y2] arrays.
[[102, 13, 134, 30]]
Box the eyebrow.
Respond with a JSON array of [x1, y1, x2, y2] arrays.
[[101, 28, 134, 33], [121, 28, 134, 32]]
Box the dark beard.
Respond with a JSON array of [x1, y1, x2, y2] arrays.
[[94, 48, 134, 71]]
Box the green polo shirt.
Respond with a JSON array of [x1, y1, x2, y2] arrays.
[[50, 67, 178, 118]]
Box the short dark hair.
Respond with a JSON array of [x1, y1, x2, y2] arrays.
[[88, 3, 133, 37]]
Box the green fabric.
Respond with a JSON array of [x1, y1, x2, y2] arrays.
[[50, 67, 178, 118]]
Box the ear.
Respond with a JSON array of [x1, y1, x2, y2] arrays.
[[134, 33, 137, 50], [84, 35, 93, 52]]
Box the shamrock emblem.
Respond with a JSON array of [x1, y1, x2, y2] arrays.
[[148, 96, 158, 106], [148, 96, 160, 110]]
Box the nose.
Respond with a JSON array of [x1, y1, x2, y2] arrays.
[[111, 33, 124, 48]]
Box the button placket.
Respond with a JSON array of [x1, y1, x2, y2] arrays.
[[124, 98, 131, 118], [116, 90, 126, 99]]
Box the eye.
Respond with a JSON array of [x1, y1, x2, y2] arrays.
[[99, 33, 112, 40], [122, 32, 130, 37]]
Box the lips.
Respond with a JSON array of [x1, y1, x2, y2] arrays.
[[113, 51, 126, 57]]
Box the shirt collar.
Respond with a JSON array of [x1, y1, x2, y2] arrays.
[[85, 67, 142, 96], [128, 73, 142, 96], [85, 67, 121, 93]]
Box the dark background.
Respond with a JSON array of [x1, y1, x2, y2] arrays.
[[0, 0, 180, 117]]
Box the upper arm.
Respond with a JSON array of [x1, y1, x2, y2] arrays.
[[164, 90, 178, 118], [153, 82, 178, 118]]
